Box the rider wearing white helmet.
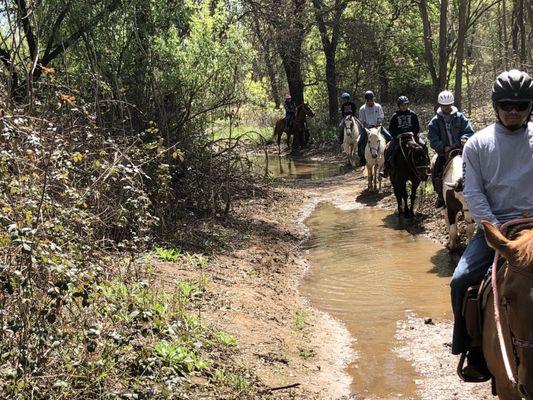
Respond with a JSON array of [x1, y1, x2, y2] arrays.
[[428, 90, 474, 208], [450, 69, 533, 382]]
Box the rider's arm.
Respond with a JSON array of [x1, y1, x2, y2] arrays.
[[427, 117, 445, 153], [459, 113, 474, 141], [389, 114, 399, 137], [359, 105, 367, 127], [463, 140, 499, 227], [412, 113, 420, 135], [376, 104, 384, 125]]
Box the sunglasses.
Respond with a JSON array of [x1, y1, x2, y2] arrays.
[[498, 102, 531, 112]]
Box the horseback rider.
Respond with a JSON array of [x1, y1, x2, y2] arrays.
[[451, 69, 533, 382], [428, 90, 474, 208], [380, 96, 421, 178], [358, 90, 393, 166], [284, 94, 296, 131], [338, 92, 359, 145]]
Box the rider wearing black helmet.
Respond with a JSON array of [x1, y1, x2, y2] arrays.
[[450, 69, 533, 382], [381, 96, 421, 177]]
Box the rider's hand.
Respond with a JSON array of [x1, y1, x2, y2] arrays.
[[444, 146, 453, 153]]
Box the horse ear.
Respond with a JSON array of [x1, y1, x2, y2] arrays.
[[481, 221, 518, 262]]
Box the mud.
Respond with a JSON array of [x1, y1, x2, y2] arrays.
[[157, 146, 493, 399]]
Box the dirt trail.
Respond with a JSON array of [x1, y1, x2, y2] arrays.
[[160, 155, 494, 399]]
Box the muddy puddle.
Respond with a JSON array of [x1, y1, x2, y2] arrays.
[[300, 203, 455, 399], [251, 155, 347, 180]]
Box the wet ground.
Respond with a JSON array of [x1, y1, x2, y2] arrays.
[[301, 205, 455, 399], [251, 155, 350, 180]]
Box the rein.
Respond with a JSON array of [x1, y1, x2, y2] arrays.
[[491, 217, 533, 389], [399, 135, 426, 179], [367, 130, 383, 158]]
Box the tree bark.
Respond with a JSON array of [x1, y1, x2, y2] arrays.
[[437, 0, 449, 91], [454, 0, 468, 110], [312, 0, 347, 126], [417, 0, 439, 95]]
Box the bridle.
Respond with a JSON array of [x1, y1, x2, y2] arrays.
[[344, 117, 357, 138], [367, 130, 383, 158], [398, 134, 429, 179], [491, 217, 533, 396]]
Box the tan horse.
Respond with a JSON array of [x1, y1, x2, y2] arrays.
[[273, 103, 315, 153], [364, 127, 385, 192], [482, 220, 533, 400]]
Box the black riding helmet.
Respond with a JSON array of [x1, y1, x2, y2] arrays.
[[492, 69, 533, 103], [397, 96, 409, 106]]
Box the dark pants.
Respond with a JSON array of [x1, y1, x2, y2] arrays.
[[285, 113, 294, 130], [357, 126, 392, 162], [450, 228, 495, 354], [432, 154, 447, 200]]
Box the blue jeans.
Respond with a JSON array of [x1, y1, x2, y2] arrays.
[[357, 126, 392, 161], [450, 228, 495, 354]]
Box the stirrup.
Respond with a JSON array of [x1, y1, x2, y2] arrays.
[[456, 352, 491, 383]]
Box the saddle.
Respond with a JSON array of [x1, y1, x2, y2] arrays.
[[459, 221, 533, 381], [442, 149, 462, 178]]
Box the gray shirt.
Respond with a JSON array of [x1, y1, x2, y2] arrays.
[[359, 103, 384, 127], [463, 121, 533, 226]]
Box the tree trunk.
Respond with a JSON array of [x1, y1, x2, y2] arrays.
[[418, 0, 439, 96], [438, 0, 449, 91], [454, 0, 468, 110], [312, 0, 347, 126]]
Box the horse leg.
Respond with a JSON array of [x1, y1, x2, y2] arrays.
[[378, 163, 381, 193], [366, 165, 372, 190], [401, 183, 409, 217], [392, 183, 403, 214], [407, 181, 419, 217]]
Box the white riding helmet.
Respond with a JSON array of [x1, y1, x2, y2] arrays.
[[437, 90, 454, 106]]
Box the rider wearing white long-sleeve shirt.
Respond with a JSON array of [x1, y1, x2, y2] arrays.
[[450, 69, 533, 382]]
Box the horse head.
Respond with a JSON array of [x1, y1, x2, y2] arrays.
[[366, 128, 383, 159], [300, 102, 315, 118], [483, 221, 533, 399], [399, 133, 430, 181]]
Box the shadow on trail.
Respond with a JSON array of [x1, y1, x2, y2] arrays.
[[355, 189, 390, 206], [380, 212, 430, 235], [428, 248, 458, 277]]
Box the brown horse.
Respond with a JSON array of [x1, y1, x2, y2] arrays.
[[389, 132, 430, 217], [482, 219, 533, 400], [273, 103, 315, 153]]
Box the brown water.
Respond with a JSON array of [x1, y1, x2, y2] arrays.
[[252, 155, 347, 180], [300, 204, 455, 399]]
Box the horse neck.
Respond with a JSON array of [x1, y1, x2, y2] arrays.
[[444, 155, 463, 182], [295, 106, 305, 123]]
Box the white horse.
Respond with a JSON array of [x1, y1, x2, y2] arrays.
[[442, 152, 475, 249], [342, 115, 360, 166], [364, 127, 385, 192]]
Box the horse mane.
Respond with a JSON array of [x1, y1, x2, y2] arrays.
[[512, 229, 533, 268]]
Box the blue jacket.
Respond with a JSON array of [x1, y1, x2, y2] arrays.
[[427, 106, 474, 155]]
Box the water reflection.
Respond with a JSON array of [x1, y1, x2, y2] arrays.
[[300, 204, 455, 399], [251, 155, 347, 180]]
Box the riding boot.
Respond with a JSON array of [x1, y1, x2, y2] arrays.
[[433, 175, 445, 208], [459, 347, 491, 382]]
